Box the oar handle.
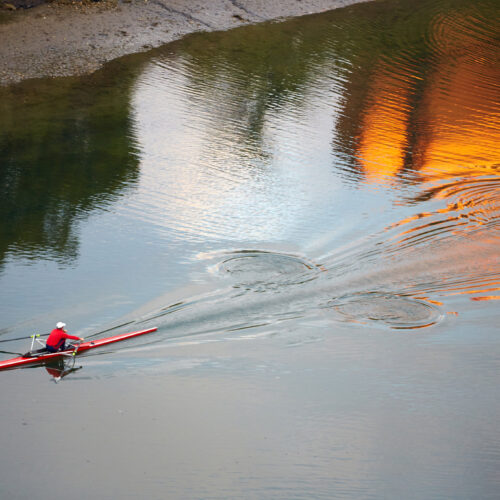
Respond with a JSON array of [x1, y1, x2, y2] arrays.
[[71, 339, 84, 356], [30, 333, 45, 351]]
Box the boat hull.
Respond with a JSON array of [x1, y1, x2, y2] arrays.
[[0, 327, 157, 370]]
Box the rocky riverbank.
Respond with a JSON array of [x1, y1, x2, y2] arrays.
[[0, 0, 369, 86]]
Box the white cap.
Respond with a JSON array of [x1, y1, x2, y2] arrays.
[[56, 322, 66, 329]]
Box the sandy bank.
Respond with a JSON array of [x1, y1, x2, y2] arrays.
[[0, 0, 369, 86]]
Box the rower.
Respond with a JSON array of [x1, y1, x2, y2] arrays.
[[46, 322, 83, 353]]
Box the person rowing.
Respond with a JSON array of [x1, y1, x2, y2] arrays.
[[46, 322, 83, 353], [1, 327, 157, 370]]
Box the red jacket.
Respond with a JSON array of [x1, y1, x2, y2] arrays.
[[46, 328, 80, 350]]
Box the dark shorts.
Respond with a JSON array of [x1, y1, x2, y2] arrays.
[[46, 343, 63, 353]]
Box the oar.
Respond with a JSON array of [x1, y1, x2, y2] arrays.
[[0, 333, 50, 344], [0, 349, 23, 356], [0, 320, 137, 345]]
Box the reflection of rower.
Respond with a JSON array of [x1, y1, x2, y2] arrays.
[[45, 358, 82, 382], [46, 322, 83, 353]]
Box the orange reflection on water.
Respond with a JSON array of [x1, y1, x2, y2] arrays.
[[414, 12, 499, 181], [355, 65, 411, 183], [353, 11, 499, 186], [349, 10, 500, 304]]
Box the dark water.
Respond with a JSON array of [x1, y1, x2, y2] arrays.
[[0, 0, 499, 498]]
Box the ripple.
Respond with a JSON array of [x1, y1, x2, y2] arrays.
[[425, 3, 500, 61], [215, 250, 322, 290], [385, 176, 500, 253], [327, 292, 443, 330]]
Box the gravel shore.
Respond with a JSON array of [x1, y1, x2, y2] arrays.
[[0, 0, 369, 86]]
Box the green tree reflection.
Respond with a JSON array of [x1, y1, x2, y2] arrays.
[[0, 68, 140, 270]]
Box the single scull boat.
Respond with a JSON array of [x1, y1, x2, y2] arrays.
[[0, 327, 157, 370]]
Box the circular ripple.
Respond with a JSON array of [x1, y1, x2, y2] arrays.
[[329, 292, 443, 330], [217, 250, 321, 289]]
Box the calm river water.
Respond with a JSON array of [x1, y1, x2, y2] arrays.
[[0, 0, 499, 498]]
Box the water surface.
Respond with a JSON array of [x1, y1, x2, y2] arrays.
[[0, 0, 499, 498]]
